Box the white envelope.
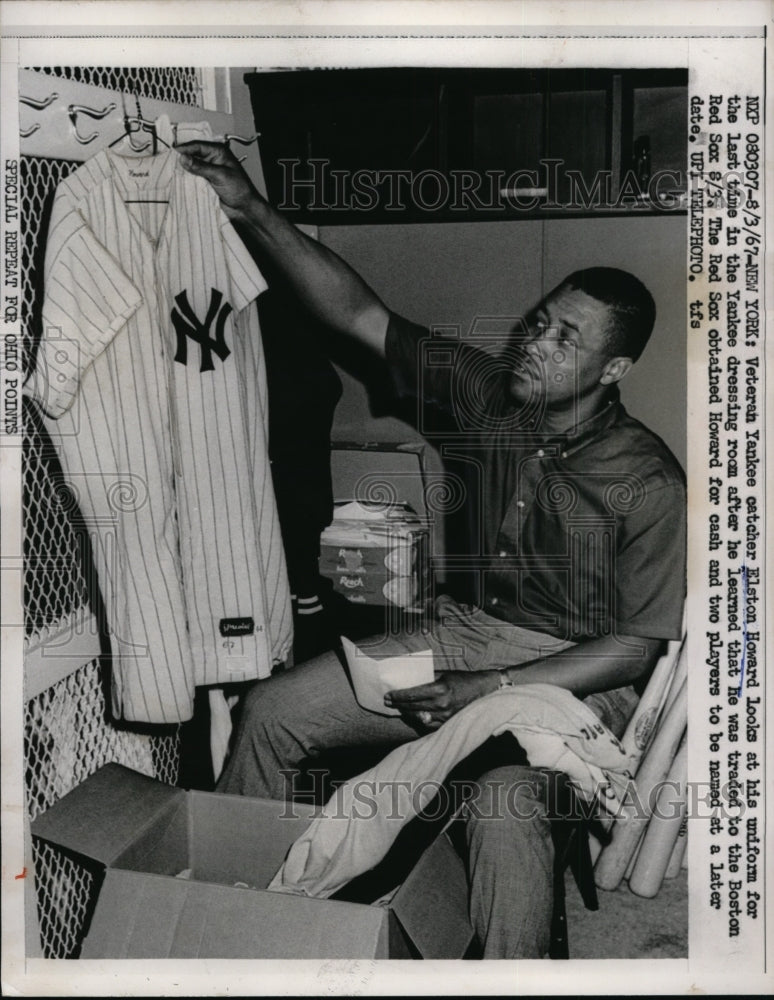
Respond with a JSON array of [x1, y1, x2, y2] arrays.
[[341, 636, 435, 716]]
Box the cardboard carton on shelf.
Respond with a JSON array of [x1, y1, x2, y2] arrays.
[[31, 763, 473, 959], [319, 501, 429, 609]]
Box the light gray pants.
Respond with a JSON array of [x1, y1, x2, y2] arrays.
[[218, 597, 638, 957]]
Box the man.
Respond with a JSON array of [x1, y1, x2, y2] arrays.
[[176, 141, 686, 957]]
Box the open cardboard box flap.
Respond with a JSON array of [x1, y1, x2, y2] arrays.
[[31, 763, 474, 959], [30, 762, 184, 866], [390, 822, 473, 959]]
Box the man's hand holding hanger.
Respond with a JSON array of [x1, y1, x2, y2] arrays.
[[175, 140, 257, 220]]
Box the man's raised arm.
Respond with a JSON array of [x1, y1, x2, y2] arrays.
[[175, 140, 389, 355]]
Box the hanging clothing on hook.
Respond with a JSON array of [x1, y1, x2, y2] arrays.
[[155, 113, 214, 149], [26, 145, 293, 724]]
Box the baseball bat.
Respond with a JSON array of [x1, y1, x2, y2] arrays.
[[594, 678, 687, 890], [628, 733, 688, 897], [589, 636, 684, 863], [624, 828, 645, 880], [664, 817, 688, 879], [662, 639, 688, 716], [624, 636, 688, 881], [620, 636, 685, 774]]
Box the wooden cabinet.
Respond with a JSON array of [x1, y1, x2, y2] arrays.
[[246, 67, 687, 223]]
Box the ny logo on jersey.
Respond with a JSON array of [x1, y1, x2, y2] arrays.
[[171, 288, 233, 372]]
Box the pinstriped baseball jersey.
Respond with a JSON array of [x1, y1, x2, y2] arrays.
[[28, 147, 293, 723]]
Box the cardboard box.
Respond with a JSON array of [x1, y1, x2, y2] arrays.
[[319, 536, 419, 575], [319, 502, 428, 608], [31, 763, 474, 959], [319, 565, 419, 607]]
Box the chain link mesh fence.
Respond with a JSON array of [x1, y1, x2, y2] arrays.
[[22, 70, 188, 957], [29, 66, 203, 107], [26, 658, 180, 957], [24, 401, 91, 637]]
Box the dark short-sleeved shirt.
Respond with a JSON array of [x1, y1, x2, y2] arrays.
[[385, 312, 686, 643]]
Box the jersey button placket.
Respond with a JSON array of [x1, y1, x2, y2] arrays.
[[155, 257, 183, 480]]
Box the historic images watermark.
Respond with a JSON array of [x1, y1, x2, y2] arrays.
[[276, 158, 754, 216], [276, 768, 756, 827]]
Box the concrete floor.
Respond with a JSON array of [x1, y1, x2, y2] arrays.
[[564, 871, 688, 959]]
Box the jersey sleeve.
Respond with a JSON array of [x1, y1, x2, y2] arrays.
[[614, 480, 686, 641], [28, 198, 143, 419]]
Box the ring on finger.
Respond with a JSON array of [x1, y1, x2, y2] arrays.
[[419, 710, 432, 725]]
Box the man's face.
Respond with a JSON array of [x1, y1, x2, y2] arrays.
[[508, 284, 617, 413]]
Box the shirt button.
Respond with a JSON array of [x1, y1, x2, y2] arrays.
[[561, 452, 568, 459], [517, 500, 525, 508], [490, 597, 499, 606], [537, 449, 545, 457], [499, 550, 507, 558]]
